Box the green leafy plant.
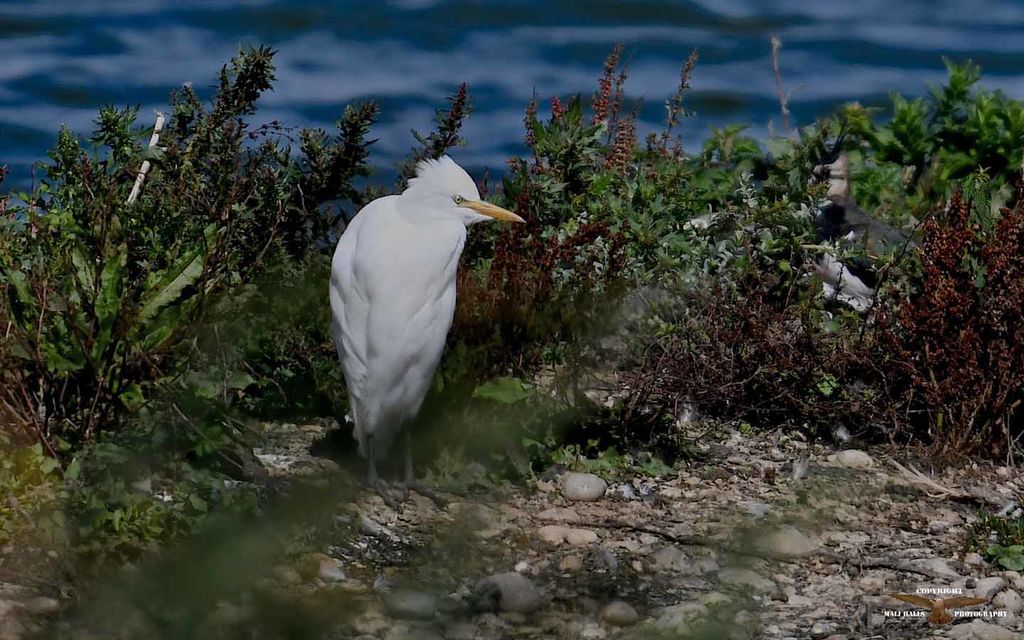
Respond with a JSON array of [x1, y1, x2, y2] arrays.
[[967, 511, 1024, 569], [0, 46, 375, 453]]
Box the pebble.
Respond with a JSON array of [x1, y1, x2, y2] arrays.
[[472, 572, 544, 614], [975, 576, 1006, 600], [718, 567, 775, 594], [382, 589, 437, 620], [537, 525, 571, 545], [652, 602, 705, 633], [908, 557, 961, 578], [536, 507, 581, 523], [317, 556, 347, 582], [566, 529, 599, 546], [831, 449, 874, 468], [559, 556, 583, 573], [810, 621, 836, 638], [756, 526, 820, 558], [22, 596, 60, 615], [561, 472, 607, 502], [352, 612, 390, 636], [590, 545, 618, 572], [615, 484, 637, 500], [857, 575, 887, 594], [947, 619, 1018, 640], [993, 588, 1022, 613], [741, 501, 770, 518], [700, 592, 730, 606], [601, 600, 639, 626], [650, 545, 689, 572]]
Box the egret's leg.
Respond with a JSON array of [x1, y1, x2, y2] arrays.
[[367, 444, 379, 485], [404, 432, 415, 485], [400, 432, 447, 508], [365, 437, 398, 509]]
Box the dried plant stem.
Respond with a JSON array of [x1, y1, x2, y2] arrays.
[[770, 37, 791, 134], [127, 111, 165, 205]]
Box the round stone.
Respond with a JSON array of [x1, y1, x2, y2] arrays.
[[472, 572, 545, 614], [537, 524, 571, 545], [566, 529, 599, 546], [832, 450, 874, 468], [561, 472, 608, 502], [601, 600, 639, 626]]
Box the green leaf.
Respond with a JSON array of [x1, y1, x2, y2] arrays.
[[39, 456, 60, 475], [64, 457, 82, 481], [473, 376, 533, 404], [226, 370, 255, 391], [119, 383, 145, 411], [71, 245, 96, 293], [137, 223, 217, 328], [189, 493, 208, 512], [138, 250, 204, 326], [637, 457, 674, 477], [997, 552, 1024, 571], [1, 266, 35, 327], [42, 341, 85, 372], [93, 246, 126, 358], [816, 373, 839, 397]]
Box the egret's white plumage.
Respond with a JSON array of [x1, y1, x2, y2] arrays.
[[329, 155, 523, 487]]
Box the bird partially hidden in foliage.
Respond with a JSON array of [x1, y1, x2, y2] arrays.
[[810, 148, 915, 311], [889, 593, 987, 624], [329, 156, 524, 506]]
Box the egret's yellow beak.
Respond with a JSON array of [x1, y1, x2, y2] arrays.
[[463, 200, 525, 223]]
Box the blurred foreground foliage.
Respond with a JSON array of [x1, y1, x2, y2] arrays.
[[1, 45, 1023, 575]]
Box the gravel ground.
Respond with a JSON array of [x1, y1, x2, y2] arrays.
[[3, 421, 1022, 640]]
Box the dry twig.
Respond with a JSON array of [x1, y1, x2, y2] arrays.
[[127, 111, 165, 205], [770, 37, 792, 134]]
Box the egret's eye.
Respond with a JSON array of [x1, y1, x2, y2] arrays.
[[453, 194, 465, 205]]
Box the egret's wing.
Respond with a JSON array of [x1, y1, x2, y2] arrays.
[[358, 223, 465, 455], [333, 196, 466, 458], [330, 197, 396, 450]]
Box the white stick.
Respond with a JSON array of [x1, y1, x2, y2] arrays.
[[127, 111, 165, 205]]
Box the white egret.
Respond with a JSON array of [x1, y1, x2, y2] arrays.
[[329, 155, 524, 503]]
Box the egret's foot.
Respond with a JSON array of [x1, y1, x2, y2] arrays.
[[397, 479, 448, 508], [368, 478, 401, 510]]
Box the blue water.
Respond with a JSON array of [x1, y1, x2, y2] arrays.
[[3, 0, 1024, 189]]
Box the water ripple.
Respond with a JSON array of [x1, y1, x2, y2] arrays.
[[3, 0, 1024, 187]]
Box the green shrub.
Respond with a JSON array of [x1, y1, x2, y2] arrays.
[[0, 46, 375, 453]]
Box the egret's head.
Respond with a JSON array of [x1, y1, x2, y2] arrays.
[[404, 155, 525, 226]]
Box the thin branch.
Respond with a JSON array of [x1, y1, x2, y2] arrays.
[[127, 111, 165, 205], [770, 37, 791, 134]]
